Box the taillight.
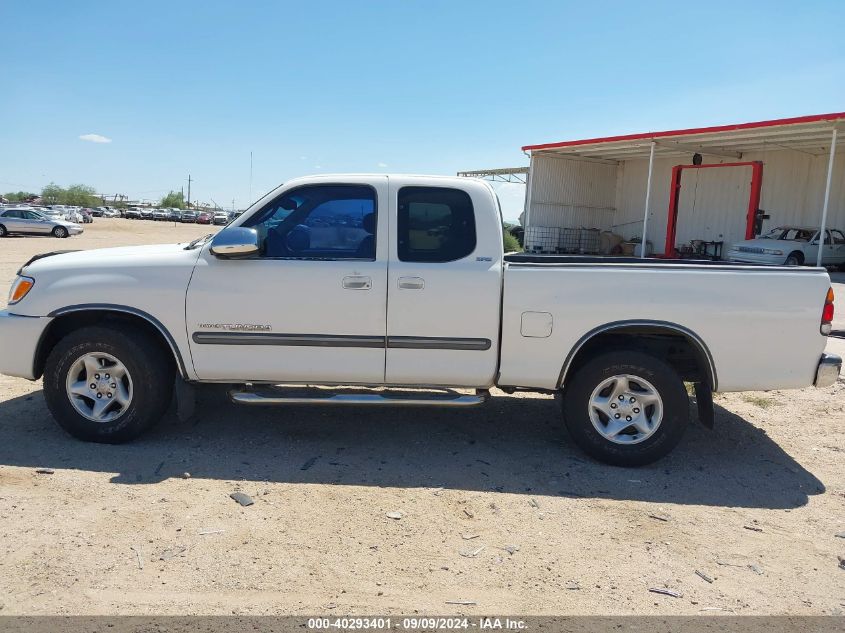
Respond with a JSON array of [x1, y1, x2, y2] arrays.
[[821, 287, 834, 335]]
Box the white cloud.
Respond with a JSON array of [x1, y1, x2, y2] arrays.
[[377, 162, 388, 168], [79, 133, 112, 144]]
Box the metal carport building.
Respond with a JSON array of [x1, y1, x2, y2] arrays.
[[521, 112, 844, 264]]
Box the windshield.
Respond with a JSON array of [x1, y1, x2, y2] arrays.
[[759, 227, 814, 241]]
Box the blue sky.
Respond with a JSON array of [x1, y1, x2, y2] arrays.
[[2, 1, 843, 220]]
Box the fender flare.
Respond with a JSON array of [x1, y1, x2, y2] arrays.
[[44, 303, 190, 379], [558, 319, 717, 391]]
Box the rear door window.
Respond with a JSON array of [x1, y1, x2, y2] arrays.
[[397, 187, 476, 262]]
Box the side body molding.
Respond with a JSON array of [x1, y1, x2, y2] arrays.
[[191, 331, 491, 351], [558, 319, 718, 391]]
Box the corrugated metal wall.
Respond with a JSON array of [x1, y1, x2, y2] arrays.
[[529, 147, 845, 255], [674, 165, 752, 246], [527, 155, 617, 230]]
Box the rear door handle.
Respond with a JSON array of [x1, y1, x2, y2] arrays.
[[342, 275, 371, 290], [398, 276, 425, 290]]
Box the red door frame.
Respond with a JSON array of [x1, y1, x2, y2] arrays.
[[664, 161, 763, 257]]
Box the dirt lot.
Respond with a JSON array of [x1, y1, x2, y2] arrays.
[[0, 219, 844, 615]]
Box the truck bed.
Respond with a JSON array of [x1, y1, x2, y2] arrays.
[[498, 256, 830, 392]]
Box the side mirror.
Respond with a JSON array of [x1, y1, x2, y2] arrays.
[[210, 227, 260, 258]]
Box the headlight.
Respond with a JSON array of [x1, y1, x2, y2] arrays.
[[762, 249, 784, 255], [8, 275, 35, 305]]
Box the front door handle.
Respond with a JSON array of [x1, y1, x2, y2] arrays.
[[342, 275, 371, 290], [398, 276, 425, 290]]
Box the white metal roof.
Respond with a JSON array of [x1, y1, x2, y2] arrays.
[[522, 112, 845, 161]]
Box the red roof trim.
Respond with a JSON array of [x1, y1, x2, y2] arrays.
[[521, 112, 845, 153]]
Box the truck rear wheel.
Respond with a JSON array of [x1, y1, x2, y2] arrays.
[[561, 350, 689, 466], [43, 325, 174, 443]]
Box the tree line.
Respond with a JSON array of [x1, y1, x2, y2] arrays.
[[3, 185, 186, 209]]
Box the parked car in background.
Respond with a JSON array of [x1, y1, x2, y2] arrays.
[[168, 209, 183, 221], [42, 209, 65, 220], [102, 208, 120, 218], [0, 207, 83, 238], [125, 208, 141, 219], [213, 212, 229, 225], [64, 209, 84, 223], [91, 208, 106, 217], [180, 210, 197, 223], [196, 212, 212, 224], [153, 209, 169, 221], [727, 226, 845, 267], [140, 208, 154, 220], [79, 209, 94, 224]]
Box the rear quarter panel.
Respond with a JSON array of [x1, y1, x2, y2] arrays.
[[499, 263, 830, 391]]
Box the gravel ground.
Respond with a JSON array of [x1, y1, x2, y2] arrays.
[[0, 219, 843, 615]]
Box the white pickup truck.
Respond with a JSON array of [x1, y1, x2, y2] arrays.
[[1, 175, 840, 465]]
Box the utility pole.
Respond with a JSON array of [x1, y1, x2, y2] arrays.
[[187, 174, 192, 207]]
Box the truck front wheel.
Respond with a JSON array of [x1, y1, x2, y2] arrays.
[[561, 350, 689, 466], [43, 325, 174, 443]]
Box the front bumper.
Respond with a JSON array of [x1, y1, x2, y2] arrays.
[[815, 353, 842, 388], [726, 252, 785, 265], [0, 310, 53, 380], [68, 226, 84, 235]]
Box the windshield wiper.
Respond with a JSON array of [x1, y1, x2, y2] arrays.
[[184, 234, 213, 250]]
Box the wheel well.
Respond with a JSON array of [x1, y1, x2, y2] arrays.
[[34, 310, 182, 379], [561, 324, 716, 390], [787, 250, 804, 263]]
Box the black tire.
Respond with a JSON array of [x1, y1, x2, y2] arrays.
[[561, 350, 689, 466], [52, 226, 68, 238], [784, 252, 803, 266], [0, 224, 7, 237], [43, 325, 174, 443]]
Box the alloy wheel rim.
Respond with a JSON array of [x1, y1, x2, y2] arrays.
[[65, 352, 133, 423], [588, 373, 663, 445]]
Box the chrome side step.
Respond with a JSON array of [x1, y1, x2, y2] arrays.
[[229, 387, 488, 408]]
